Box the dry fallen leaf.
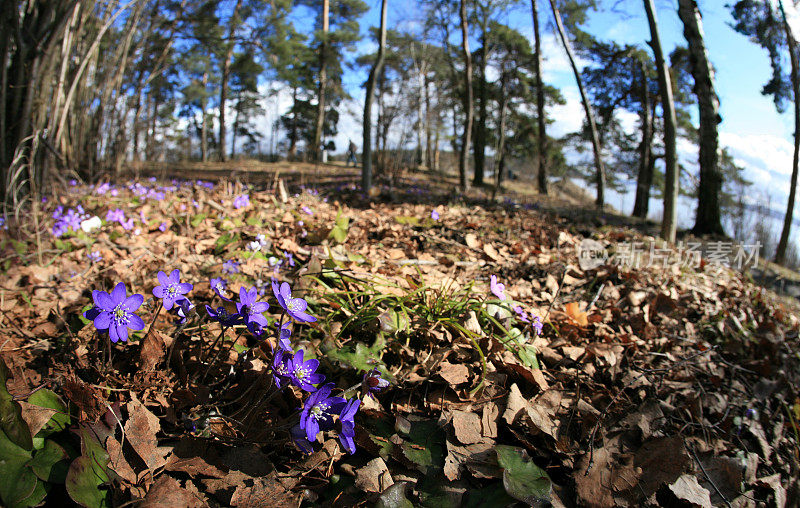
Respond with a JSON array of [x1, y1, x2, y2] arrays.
[[564, 302, 589, 326]]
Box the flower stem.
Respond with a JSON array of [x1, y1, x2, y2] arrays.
[[200, 326, 226, 363], [143, 301, 163, 340], [201, 328, 244, 383]]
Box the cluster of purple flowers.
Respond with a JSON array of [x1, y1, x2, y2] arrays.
[[85, 269, 196, 342], [233, 194, 250, 209], [52, 206, 87, 237], [106, 208, 135, 230]]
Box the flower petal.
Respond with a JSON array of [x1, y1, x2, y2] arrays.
[[280, 282, 292, 299], [128, 313, 145, 331], [251, 302, 269, 314], [176, 282, 193, 294], [157, 270, 168, 287], [169, 269, 181, 284], [122, 293, 143, 312], [93, 290, 115, 310], [153, 286, 165, 298], [305, 418, 320, 443], [94, 311, 112, 330], [111, 282, 127, 304]]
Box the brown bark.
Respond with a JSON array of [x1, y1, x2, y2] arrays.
[[313, 0, 329, 161], [644, 0, 679, 241], [633, 60, 653, 219], [458, 0, 473, 193], [677, 0, 724, 236], [362, 0, 388, 192], [776, 0, 800, 265], [219, 0, 242, 162], [531, 0, 548, 194], [549, 0, 605, 208]]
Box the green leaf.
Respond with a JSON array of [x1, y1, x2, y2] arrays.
[[214, 232, 241, 254], [495, 445, 551, 504], [328, 211, 350, 243], [462, 482, 516, 508], [66, 456, 110, 508], [0, 429, 39, 508], [394, 216, 420, 226], [246, 216, 262, 227], [400, 419, 444, 473], [191, 213, 207, 227], [0, 359, 33, 450], [378, 308, 410, 334], [375, 482, 414, 508], [66, 428, 111, 508], [28, 389, 70, 436], [324, 335, 386, 372], [30, 440, 69, 483], [11, 239, 27, 256]]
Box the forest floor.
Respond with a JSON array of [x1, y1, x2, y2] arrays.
[[0, 160, 798, 507]]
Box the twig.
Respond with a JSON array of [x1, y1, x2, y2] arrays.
[[687, 441, 733, 507]]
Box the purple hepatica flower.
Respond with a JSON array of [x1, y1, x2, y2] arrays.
[[87, 251, 102, 263], [106, 208, 125, 223], [273, 349, 293, 388], [205, 305, 241, 328], [490, 275, 506, 301], [174, 297, 195, 324], [513, 305, 531, 323], [210, 277, 232, 301], [284, 252, 295, 268], [288, 349, 325, 392], [363, 368, 389, 398], [301, 206, 313, 216], [120, 217, 135, 231], [531, 316, 543, 335], [290, 424, 314, 454], [233, 194, 250, 209], [236, 286, 269, 335], [152, 269, 193, 310], [277, 321, 292, 350], [299, 383, 346, 443], [222, 259, 240, 274], [431, 210, 440, 221], [84, 283, 145, 343], [158, 222, 168, 232], [339, 398, 361, 454], [272, 280, 316, 323]]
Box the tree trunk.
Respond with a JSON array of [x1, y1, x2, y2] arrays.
[[633, 60, 653, 219], [314, 0, 329, 161], [458, 0, 473, 193], [677, 0, 724, 236], [424, 74, 432, 169], [288, 86, 298, 160], [232, 100, 240, 159], [474, 31, 488, 186], [201, 72, 208, 162], [495, 70, 509, 189], [549, 0, 605, 207], [644, 0, 679, 241], [531, 0, 548, 194], [219, 0, 242, 162], [362, 0, 387, 192], [776, 0, 800, 265]]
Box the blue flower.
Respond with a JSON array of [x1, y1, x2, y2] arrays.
[[222, 260, 240, 274], [210, 277, 232, 301], [363, 368, 389, 398], [272, 280, 316, 323], [272, 349, 293, 388], [290, 424, 314, 454], [338, 398, 361, 454], [205, 305, 241, 327], [84, 283, 145, 343], [288, 349, 325, 392], [490, 275, 506, 301], [152, 269, 193, 310], [299, 383, 346, 443], [236, 286, 269, 335]]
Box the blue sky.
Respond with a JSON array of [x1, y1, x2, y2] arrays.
[[256, 0, 795, 237]]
